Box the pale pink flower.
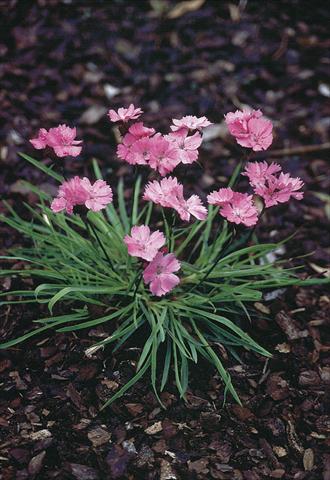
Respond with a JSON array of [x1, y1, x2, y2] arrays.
[[207, 187, 234, 206], [46, 125, 82, 157], [124, 225, 165, 261], [255, 172, 304, 208], [243, 161, 281, 188], [219, 192, 258, 227], [148, 135, 180, 176], [171, 115, 212, 131], [143, 252, 181, 297], [165, 129, 202, 164], [177, 195, 208, 221], [51, 177, 112, 214], [30, 128, 49, 149], [81, 178, 113, 212], [117, 122, 155, 162], [108, 104, 143, 123], [225, 108, 273, 151], [143, 177, 183, 209]]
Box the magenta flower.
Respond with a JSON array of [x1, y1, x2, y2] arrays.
[[255, 172, 304, 208], [165, 129, 202, 164], [171, 115, 212, 132], [143, 252, 181, 297], [225, 108, 273, 151], [124, 225, 165, 262], [208, 188, 258, 227], [29, 128, 49, 149], [30, 124, 82, 157], [51, 177, 112, 214], [148, 135, 181, 176], [242, 161, 281, 188], [108, 104, 143, 123]]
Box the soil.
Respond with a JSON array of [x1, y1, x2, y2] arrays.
[[0, 1, 329, 479]]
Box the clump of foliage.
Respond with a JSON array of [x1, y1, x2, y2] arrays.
[[1, 105, 326, 408]]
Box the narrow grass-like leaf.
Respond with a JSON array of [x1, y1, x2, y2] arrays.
[[18, 153, 63, 182], [101, 359, 150, 409]]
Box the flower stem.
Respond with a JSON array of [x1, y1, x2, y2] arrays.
[[133, 271, 143, 299], [130, 166, 138, 229], [86, 217, 115, 271], [170, 210, 176, 251], [191, 150, 256, 290]]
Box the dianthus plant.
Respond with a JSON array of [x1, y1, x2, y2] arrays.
[[0, 105, 326, 408]]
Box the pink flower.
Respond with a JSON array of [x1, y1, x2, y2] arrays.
[[128, 122, 155, 138], [126, 137, 152, 165], [171, 115, 212, 131], [165, 129, 202, 164], [208, 188, 258, 227], [255, 172, 304, 208], [81, 178, 113, 212], [124, 225, 165, 261], [144, 177, 206, 222], [177, 195, 208, 221], [117, 133, 135, 161], [51, 177, 112, 214], [51, 176, 90, 214], [51, 197, 68, 213], [47, 125, 82, 157], [108, 104, 143, 123], [30, 128, 49, 149], [207, 187, 234, 206], [143, 252, 181, 297], [147, 135, 180, 176], [29, 124, 82, 157], [243, 161, 281, 188], [143, 176, 183, 209], [220, 192, 258, 227], [225, 108, 273, 151], [242, 162, 304, 208], [224, 109, 262, 136], [117, 122, 155, 163]]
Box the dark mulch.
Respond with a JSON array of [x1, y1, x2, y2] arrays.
[[0, 1, 329, 479]]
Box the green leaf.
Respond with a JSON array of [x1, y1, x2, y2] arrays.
[[18, 153, 63, 182], [117, 177, 130, 232], [0, 311, 88, 349], [101, 359, 150, 409]]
